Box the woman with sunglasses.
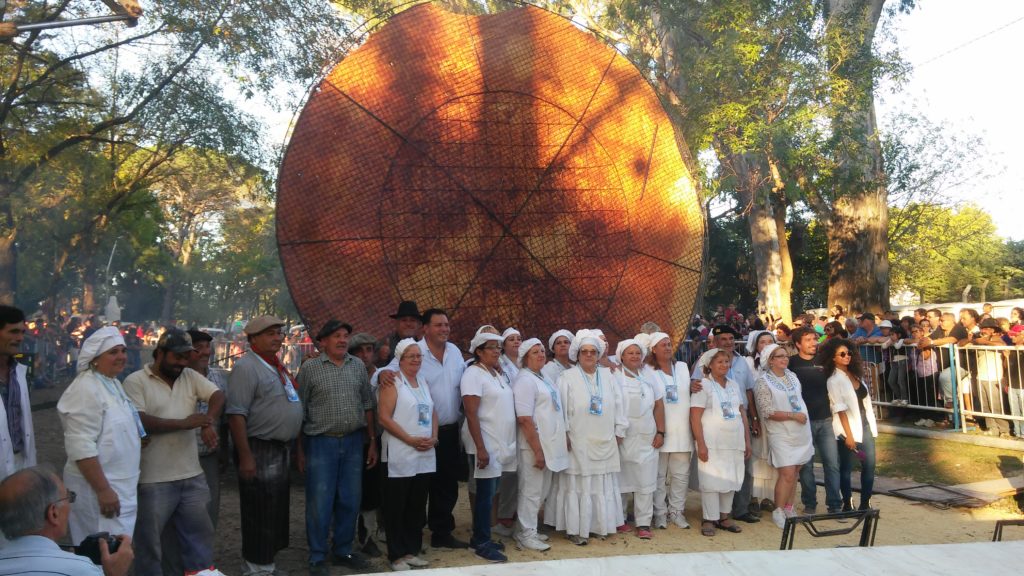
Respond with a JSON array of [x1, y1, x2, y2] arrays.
[[548, 329, 625, 546], [753, 344, 813, 528], [820, 338, 877, 511]]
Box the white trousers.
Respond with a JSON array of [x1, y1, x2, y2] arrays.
[[654, 452, 692, 518], [621, 492, 654, 526], [701, 490, 735, 521], [516, 450, 552, 537]]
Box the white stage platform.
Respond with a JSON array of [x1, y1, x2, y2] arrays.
[[416, 541, 1024, 575]]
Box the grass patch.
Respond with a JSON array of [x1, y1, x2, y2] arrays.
[[875, 433, 1024, 486]]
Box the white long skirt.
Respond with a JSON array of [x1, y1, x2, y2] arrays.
[[696, 448, 744, 494], [545, 471, 624, 537]]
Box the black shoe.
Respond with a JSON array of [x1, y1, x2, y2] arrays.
[[332, 552, 370, 570], [431, 533, 470, 549], [733, 513, 761, 523], [360, 538, 382, 558], [309, 562, 329, 576]]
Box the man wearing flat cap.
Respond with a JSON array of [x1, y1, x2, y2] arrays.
[[122, 328, 226, 575], [226, 316, 304, 576], [386, 301, 422, 363], [296, 319, 376, 575]]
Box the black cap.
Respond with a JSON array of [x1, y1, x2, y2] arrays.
[[711, 324, 738, 337], [858, 312, 876, 322], [316, 319, 353, 341], [157, 328, 196, 355], [389, 300, 421, 320], [979, 318, 1002, 331]]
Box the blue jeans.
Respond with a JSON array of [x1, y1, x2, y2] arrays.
[[799, 418, 842, 512], [1008, 386, 1024, 438], [304, 431, 364, 563], [471, 471, 498, 547], [134, 474, 214, 576], [838, 420, 876, 508]]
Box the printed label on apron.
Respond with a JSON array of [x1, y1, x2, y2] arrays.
[[284, 380, 300, 402], [665, 384, 679, 404], [721, 401, 737, 420], [132, 407, 147, 438], [417, 403, 431, 427], [589, 395, 603, 416], [788, 393, 802, 411]]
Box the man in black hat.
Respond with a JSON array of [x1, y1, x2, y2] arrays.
[[386, 301, 422, 363], [122, 328, 225, 576], [296, 319, 376, 575]]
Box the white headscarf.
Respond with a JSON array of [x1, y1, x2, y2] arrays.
[[77, 326, 126, 373], [501, 327, 521, 341], [394, 337, 418, 362], [615, 338, 644, 363], [548, 329, 574, 350], [757, 343, 784, 374], [696, 347, 724, 375], [568, 329, 605, 362], [747, 330, 774, 357], [468, 331, 504, 355], [517, 338, 544, 368]]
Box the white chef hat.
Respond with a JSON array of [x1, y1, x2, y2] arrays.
[[501, 327, 521, 341], [696, 347, 724, 373], [548, 329, 574, 350], [469, 331, 504, 355], [633, 332, 652, 356], [517, 338, 544, 367], [615, 338, 644, 362], [647, 331, 671, 353], [394, 338, 419, 362], [568, 329, 605, 362], [77, 326, 126, 373]]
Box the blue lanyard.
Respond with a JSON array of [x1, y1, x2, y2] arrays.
[[764, 370, 796, 393], [710, 378, 733, 406], [578, 366, 602, 398], [654, 364, 676, 389], [623, 368, 649, 398], [400, 373, 430, 404]]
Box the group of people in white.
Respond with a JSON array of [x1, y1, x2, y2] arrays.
[[374, 318, 877, 566]]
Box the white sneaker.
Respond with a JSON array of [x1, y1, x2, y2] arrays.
[[515, 533, 551, 551], [772, 508, 787, 529], [491, 523, 514, 537], [536, 532, 549, 541], [390, 559, 411, 571], [668, 512, 690, 529], [405, 556, 429, 567], [653, 514, 667, 529], [783, 507, 797, 518]]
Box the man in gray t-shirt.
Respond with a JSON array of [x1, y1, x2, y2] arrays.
[[226, 316, 303, 576]]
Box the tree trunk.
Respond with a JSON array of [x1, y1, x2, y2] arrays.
[[824, 0, 891, 314], [773, 197, 794, 322], [161, 279, 176, 325], [0, 232, 16, 306]]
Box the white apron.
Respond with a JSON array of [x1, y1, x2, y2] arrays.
[[695, 377, 745, 493], [616, 370, 658, 493], [461, 365, 517, 479], [383, 373, 437, 478], [760, 371, 815, 467], [517, 369, 569, 472], [60, 372, 142, 544], [645, 362, 693, 453]]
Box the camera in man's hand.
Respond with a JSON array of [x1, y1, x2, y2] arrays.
[[77, 532, 120, 565]]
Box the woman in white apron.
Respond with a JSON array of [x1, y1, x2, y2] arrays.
[[642, 331, 693, 530], [753, 343, 814, 529], [547, 330, 626, 546], [691, 348, 750, 537], [493, 327, 522, 537], [614, 338, 664, 539], [745, 330, 780, 513], [377, 338, 438, 571], [461, 330, 517, 563], [57, 326, 144, 545], [541, 329, 574, 384], [512, 338, 569, 552]]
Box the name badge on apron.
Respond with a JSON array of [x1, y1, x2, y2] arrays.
[[589, 395, 603, 416], [665, 384, 679, 404], [417, 403, 431, 427], [131, 406, 147, 438], [284, 379, 300, 403], [788, 393, 802, 411], [721, 401, 737, 420], [551, 390, 562, 412]]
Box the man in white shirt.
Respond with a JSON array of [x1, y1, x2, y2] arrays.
[[374, 308, 469, 548]]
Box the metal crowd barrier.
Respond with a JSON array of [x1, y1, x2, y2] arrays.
[[856, 341, 1024, 437], [211, 340, 317, 371]]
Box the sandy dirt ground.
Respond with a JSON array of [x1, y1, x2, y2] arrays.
[[28, 382, 1023, 575]]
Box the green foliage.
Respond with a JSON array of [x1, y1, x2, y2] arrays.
[[703, 211, 758, 313]]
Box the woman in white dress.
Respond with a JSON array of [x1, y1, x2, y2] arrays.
[[691, 348, 750, 537], [614, 338, 664, 539], [512, 338, 569, 552], [745, 330, 779, 512], [643, 331, 693, 530], [377, 338, 438, 571], [57, 326, 144, 544], [541, 329, 574, 383], [753, 343, 814, 529], [549, 329, 626, 545], [461, 330, 516, 563]]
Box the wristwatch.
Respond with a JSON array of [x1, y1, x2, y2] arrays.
[[655, 430, 665, 437]]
